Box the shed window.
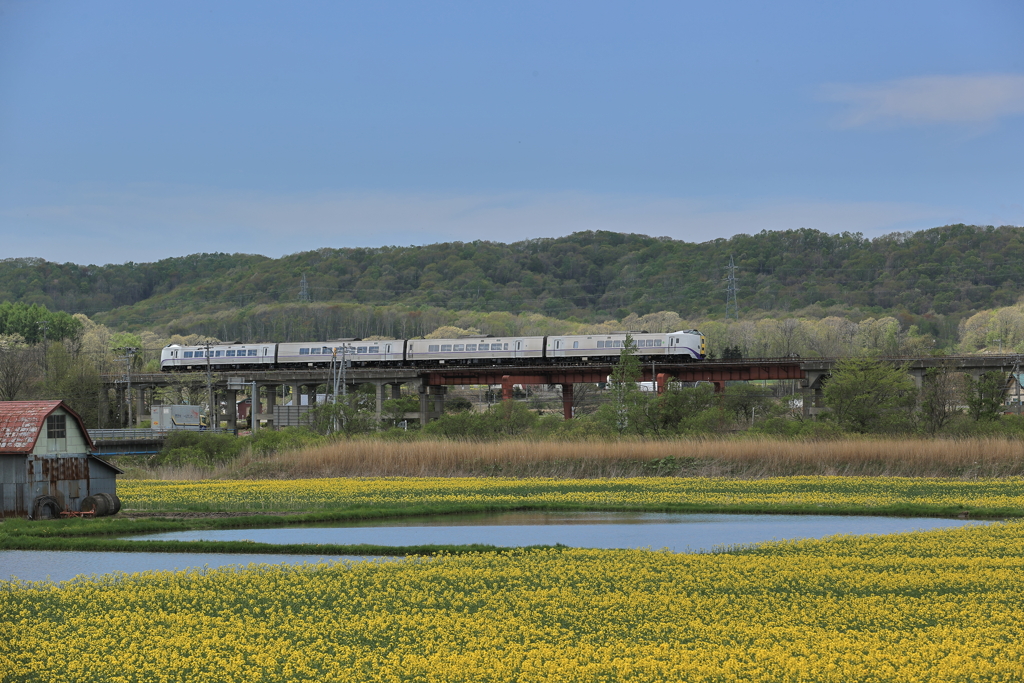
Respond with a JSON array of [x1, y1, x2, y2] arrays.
[[46, 414, 66, 439]]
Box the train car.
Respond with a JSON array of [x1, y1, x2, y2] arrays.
[[406, 336, 545, 365], [160, 342, 276, 372], [276, 340, 405, 368], [545, 330, 705, 363]]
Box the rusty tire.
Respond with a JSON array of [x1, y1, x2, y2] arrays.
[[97, 492, 121, 516], [84, 494, 110, 517], [80, 495, 104, 516], [31, 495, 63, 520]]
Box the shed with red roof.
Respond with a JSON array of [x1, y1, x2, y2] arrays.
[[0, 401, 121, 519]]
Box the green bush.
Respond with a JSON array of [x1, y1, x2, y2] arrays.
[[156, 431, 247, 467], [248, 427, 325, 456]]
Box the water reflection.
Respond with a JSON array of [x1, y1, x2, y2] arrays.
[[132, 512, 979, 554], [1, 512, 986, 584]]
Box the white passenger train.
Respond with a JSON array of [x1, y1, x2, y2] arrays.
[[160, 330, 706, 371]]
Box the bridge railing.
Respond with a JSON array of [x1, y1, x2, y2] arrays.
[[90, 428, 232, 441]]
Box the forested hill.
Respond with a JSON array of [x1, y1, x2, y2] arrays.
[[3, 223, 1023, 329]]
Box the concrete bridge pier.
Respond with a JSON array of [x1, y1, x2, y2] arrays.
[[263, 385, 278, 430], [133, 387, 146, 427], [225, 388, 238, 432], [418, 383, 446, 425], [801, 369, 829, 418]]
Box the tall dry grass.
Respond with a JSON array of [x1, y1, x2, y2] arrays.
[[145, 437, 1024, 480]]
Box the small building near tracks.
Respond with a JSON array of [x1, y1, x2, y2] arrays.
[[0, 400, 122, 518]]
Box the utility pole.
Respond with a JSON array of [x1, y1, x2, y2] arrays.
[[1014, 355, 1022, 416], [724, 256, 739, 320], [114, 346, 138, 428], [204, 342, 214, 429]]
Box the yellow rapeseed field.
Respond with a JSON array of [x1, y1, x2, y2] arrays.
[[118, 476, 1024, 513], [3, 521, 1024, 682]]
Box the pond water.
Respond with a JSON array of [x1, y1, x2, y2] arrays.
[[1, 512, 986, 584], [129, 511, 981, 552]]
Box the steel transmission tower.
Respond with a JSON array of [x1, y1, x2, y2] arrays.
[[724, 256, 739, 319], [299, 273, 311, 303]]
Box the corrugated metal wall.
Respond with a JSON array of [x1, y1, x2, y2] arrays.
[[2, 454, 117, 517]]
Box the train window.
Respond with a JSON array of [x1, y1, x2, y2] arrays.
[[441, 344, 452, 352], [310, 348, 321, 355], [299, 348, 309, 355], [226, 350, 236, 357], [554, 340, 561, 349], [573, 341, 579, 349], [184, 351, 193, 358], [503, 343, 509, 350], [322, 347, 331, 354], [478, 343, 489, 351], [655, 340, 662, 346], [428, 345, 440, 353], [214, 350, 224, 357], [597, 341, 605, 348], [357, 346, 368, 354], [466, 344, 476, 351], [369, 346, 379, 354], [248, 349, 257, 356], [453, 344, 464, 352]]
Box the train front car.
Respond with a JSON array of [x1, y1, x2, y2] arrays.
[[159, 342, 275, 372], [545, 330, 705, 363], [406, 336, 544, 366], [666, 329, 705, 360], [277, 340, 405, 368]]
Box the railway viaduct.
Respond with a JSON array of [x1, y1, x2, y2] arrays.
[[98, 354, 1023, 431]]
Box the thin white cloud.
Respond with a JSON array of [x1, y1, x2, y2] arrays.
[[0, 186, 971, 264], [822, 74, 1024, 127]]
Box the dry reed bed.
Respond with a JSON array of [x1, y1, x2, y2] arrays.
[[150, 437, 1024, 480]]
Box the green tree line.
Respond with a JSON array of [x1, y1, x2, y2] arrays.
[[4, 224, 1024, 339]]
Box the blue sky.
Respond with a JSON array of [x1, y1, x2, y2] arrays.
[[1, 0, 1023, 264]]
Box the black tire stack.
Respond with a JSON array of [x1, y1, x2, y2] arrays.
[[31, 495, 63, 520], [79, 492, 122, 517]]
